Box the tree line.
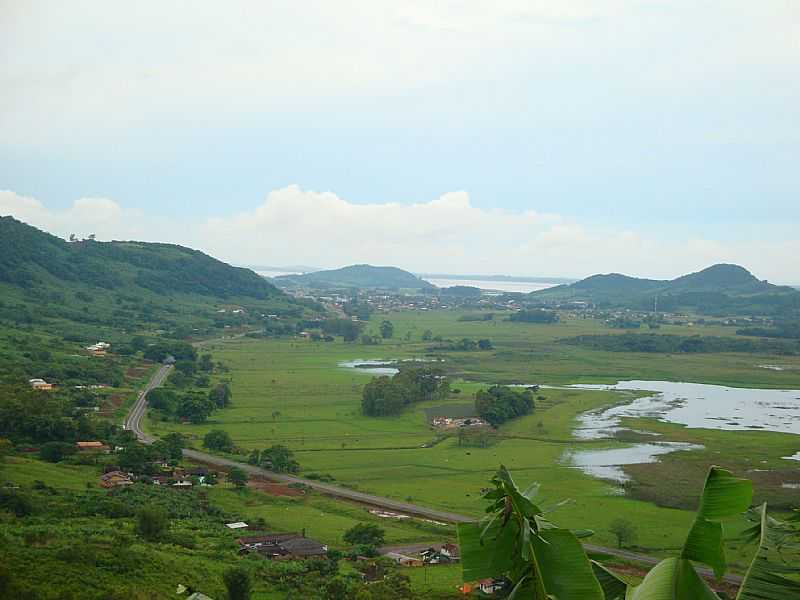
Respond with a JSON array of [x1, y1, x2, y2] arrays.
[[362, 367, 450, 417]]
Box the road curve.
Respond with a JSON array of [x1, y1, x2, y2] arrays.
[[124, 361, 743, 586]]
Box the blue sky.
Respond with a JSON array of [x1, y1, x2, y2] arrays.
[[1, 2, 799, 280]]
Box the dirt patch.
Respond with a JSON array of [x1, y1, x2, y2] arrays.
[[125, 366, 149, 380], [247, 481, 305, 497]]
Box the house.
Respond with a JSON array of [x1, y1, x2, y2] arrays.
[[85, 341, 111, 356], [441, 543, 460, 559], [385, 552, 424, 567], [237, 532, 327, 559], [278, 537, 328, 558], [29, 378, 54, 391], [100, 470, 133, 489], [76, 441, 110, 453], [420, 548, 450, 564]]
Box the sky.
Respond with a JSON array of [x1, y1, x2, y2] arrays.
[[1, 1, 799, 281]]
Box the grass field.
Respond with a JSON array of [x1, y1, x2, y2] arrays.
[[146, 310, 800, 574]]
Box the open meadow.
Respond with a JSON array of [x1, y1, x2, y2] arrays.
[[147, 310, 800, 571]]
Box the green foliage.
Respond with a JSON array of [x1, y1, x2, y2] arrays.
[[322, 318, 363, 342], [39, 441, 75, 463], [458, 465, 800, 600], [608, 518, 637, 549], [508, 309, 559, 323], [135, 505, 169, 541], [561, 333, 800, 355], [228, 467, 248, 488], [380, 320, 395, 339], [248, 445, 299, 473], [343, 523, 386, 547], [275, 264, 435, 290], [458, 466, 603, 599], [475, 385, 534, 426], [204, 429, 235, 453], [210, 382, 233, 408], [362, 366, 449, 417], [223, 566, 251, 600]]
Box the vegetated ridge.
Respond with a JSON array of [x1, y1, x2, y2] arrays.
[[0, 216, 281, 299], [273, 264, 436, 290], [531, 263, 800, 315]]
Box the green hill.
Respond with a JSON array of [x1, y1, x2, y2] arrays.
[[0, 216, 303, 339], [530, 263, 799, 315], [273, 264, 436, 290]]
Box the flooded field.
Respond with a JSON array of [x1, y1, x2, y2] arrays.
[[566, 380, 800, 482]]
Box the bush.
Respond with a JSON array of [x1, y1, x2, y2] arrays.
[[204, 429, 234, 453], [135, 505, 169, 541], [39, 441, 74, 463], [343, 523, 385, 547], [223, 566, 251, 600]]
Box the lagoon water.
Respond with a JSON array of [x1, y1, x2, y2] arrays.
[[338, 359, 400, 376], [572, 380, 800, 438], [566, 380, 800, 483], [565, 442, 704, 483], [422, 277, 560, 294]]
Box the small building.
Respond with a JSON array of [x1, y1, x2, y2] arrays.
[[237, 532, 327, 560], [85, 341, 111, 356], [76, 441, 110, 453], [226, 522, 249, 530], [441, 543, 460, 560], [100, 470, 133, 489], [29, 378, 54, 391], [385, 552, 424, 567]]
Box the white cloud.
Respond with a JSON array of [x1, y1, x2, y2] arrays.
[[2, 1, 798, 148], [2, 186, 798, 283]]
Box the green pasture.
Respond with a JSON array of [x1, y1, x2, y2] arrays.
[[145, 310, 800, 571]]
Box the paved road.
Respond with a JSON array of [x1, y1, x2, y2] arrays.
[[123, 363, 172, 442], [125, 361, 743, 587]]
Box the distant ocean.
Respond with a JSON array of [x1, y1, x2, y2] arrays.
[[422, 277, 560, 294]]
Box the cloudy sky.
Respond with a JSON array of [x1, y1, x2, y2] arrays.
[[2, 1, 799, 281]]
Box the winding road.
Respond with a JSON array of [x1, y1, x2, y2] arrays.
[[124, 360, 743, 586]]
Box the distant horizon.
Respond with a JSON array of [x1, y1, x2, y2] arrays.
[[250, 262, 799, 288]]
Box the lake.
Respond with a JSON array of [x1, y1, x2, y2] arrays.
[[422, 277, 561, 294]]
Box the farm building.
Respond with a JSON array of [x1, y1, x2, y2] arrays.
[[29, 378, 54, 390]]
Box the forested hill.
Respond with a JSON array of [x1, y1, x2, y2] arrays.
[[0, 216, 280, 299], [273, 264, 436, 290], [530, 263, 800, 315]]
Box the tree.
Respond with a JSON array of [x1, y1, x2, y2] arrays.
[[609, 518, 637, 549], [39, 441, 73, 463], [228, 467, 248, 488], [209, 383, 232, 409], [250, 445, 299, 473], [380, 320, 394, 339], [204, 429, 234, 453], [477, 338, 493, 350], [198, 353, 214, 372], [343, 523, 385, 547], [222, 566, 251, 600], [161, 432, 185, 461], [135, 506, 169, 541], [421, 329, 433, 341]]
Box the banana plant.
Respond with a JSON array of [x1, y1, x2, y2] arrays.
[[458, 466, 605, 599], [459, 465, 800, 600]]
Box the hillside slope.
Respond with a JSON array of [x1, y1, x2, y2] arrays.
[[274, 264, 436, 290], [0, 216, 280, 299], [0, 216, 304, 338], [530, 264, 799, 315]]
